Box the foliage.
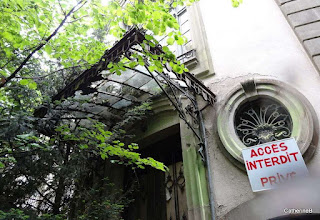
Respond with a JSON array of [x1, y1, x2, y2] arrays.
[[1, 0, 189, 217], [75, 178, 135, 220], [0, 0, 240, 218], [0, 96, 159, 216], [0, 209, 66, 220], [0, 0, 199, 89], [232, 0, 243, 7], [0, 209, 30, 220], [55, 117, 166, 171]]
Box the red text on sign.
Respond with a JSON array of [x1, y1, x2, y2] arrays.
[[260, 171, 296, 187], [245, 152, 299, 170], [250, 142, 288, 158]]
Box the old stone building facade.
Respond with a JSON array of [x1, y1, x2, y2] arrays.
[[133, 0, 320, 219], [50, 0, 320, 219]]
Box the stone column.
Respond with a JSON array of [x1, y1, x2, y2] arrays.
[[179, 99, 212, 220]]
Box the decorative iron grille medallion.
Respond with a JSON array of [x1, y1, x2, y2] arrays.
[[235, 98, 293, 147]]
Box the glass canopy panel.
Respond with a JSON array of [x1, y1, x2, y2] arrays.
[[106, 69, 136, 82], [118, 84, 145, 98], [101, 80, 145, 98], [83, 104, 107, 114], [96, 93, 121, 105], [122, 94, 139, 102], [140, 80, 161, 95], [125, 73, 152, 88], [112, 99, 132, 109], [99, 81, 122, 94], [98, 109, 121, 119], [134, 65, 151, 76], [74, 91, 92, 99], [71, 111, 94, 118]]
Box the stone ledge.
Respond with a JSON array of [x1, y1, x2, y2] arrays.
[[282, 0, 320, 15], [275, 0, 296, 6], [288, 8, 320, 27], [295, 21, 320, 41], [304, 38, 320, 56], [314, 55, 320, 70]]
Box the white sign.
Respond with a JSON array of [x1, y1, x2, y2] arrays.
[[242, 138, 309, 192]]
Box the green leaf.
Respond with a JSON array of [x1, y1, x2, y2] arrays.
[[167, 21, 173, 28], [28, 81, 37, 90], [44, 45, 52, 54], [177, 37, 184, 45], [19, 79, 29, 86], [146, 22, 153, 30], [116, 9, 123, 16], [167, 37, 174, 45], [153, 27, 159, 35], [30, 143, 41, 148], [145, 34, 153, 41], [129, 61, 138, 68], [17, 133, 33, 139], [19, 79, 37, 89], [0, 70, 9, 77], [101, 153, 107, 160], [149, 65, 156, 72], [138, 60, 145, 66], [148, 41, 155, 47], [107, 63, 113, 68], [115, 70, 121, 75], [79, 144, 88, 149], [173, 64, 182, 73], [173, 22, 180, 30], [162, 46, 169, 53]]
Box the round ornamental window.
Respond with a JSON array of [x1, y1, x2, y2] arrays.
[[235, 98, 293, 147], [217, 78, 318, 167]]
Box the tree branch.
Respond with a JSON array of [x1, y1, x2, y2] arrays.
[[58, 0, 67, 16], [73, 1, 88, 14], [0, 0, 86, 88], [16, 65, 84, 79], [25, 175, 55, 207], [66, 15, 89, 24]]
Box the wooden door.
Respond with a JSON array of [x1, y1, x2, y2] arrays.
[[165, 161, 188, 220], [124, 134, 187, 220]]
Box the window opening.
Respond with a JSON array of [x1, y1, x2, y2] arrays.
[[235, 98, 293, 147]]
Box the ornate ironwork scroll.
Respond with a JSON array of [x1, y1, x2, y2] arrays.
[[165, 163, 186, 220], [235, 98, 292, 147], [165, 166, 185, 200]]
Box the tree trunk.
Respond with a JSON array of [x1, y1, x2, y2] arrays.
[[53, 143, 71, 214]]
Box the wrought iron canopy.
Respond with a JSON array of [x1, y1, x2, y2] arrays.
[[35, 27, 215, 160], [51, 27, 215, 103]]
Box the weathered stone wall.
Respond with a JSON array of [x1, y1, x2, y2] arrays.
[[132, 1, 320, 219], [198, 0, 320, 219], [275, 0, 320, 72]]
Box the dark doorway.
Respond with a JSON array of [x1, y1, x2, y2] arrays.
[[124, 132, 188, 220]]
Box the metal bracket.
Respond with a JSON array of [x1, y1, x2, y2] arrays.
[[198, 143, 206, 163]]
